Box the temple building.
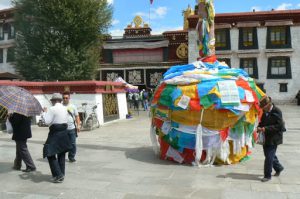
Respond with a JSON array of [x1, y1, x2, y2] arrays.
[[101, 6, 300, 102], [1, 5, 300, 102], [99, 13, 191, 89], [188, 8, 300, 103], [0, 8, 19, 80]]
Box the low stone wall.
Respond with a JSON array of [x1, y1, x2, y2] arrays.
[[0, 80, 128, 126]]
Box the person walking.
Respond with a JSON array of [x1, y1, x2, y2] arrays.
[[128, 92, 133, 109], [296, 90, 300, 106], [9, 113, 36, 172], [42, 93, 72, 183], [258, 96, 285, 182], [62, 91, 81, 163], [142, 89, 149, 111], [133, 92, 140, 111]]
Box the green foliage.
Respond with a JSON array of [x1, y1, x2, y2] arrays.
[[13, 0, 112, 81]]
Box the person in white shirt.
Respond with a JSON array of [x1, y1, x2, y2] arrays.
[[62, 91, 80, 162], [42, 93, 72, 183]]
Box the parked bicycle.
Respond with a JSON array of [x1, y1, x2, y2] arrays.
[[37, 114, 48, 127], [79, 103, 100, 131]]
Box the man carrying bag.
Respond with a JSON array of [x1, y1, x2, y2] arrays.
[[258, 96, 286, 182]]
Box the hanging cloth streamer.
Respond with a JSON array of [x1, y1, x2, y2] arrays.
[[201, 19, 210, 56], [193, 109, 205, 167], [150, 125, 160, 156]]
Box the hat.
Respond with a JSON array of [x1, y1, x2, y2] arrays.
[[259, 96, 271, 108], [50, 93, 62, 101]]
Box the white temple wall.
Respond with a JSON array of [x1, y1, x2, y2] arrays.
[[33, 93, 127, 126], [188, 25, 300, 103]]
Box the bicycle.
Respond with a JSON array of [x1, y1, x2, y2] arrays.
[[79, 103, 100, 131]]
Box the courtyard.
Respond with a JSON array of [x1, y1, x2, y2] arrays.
[[0, 105, 300, 199]]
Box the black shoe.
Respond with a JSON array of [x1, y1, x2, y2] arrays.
[[274, 168, 284, 177], [69, 159, 76, 163], [22, 168, 36, 172], [261, 177, 271, 182], [53, 175, 64, 183]]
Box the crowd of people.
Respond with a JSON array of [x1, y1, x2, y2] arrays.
[[127, 88, 154, 111], [8, 92, 80, 183]]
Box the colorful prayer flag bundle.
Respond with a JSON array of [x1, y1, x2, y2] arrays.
[[150, 56, 265, 166]]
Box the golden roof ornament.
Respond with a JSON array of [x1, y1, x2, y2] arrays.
[[133, 16, 143, 28], [183, 4, 194, 30]]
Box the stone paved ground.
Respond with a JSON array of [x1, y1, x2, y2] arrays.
[[0, 105, 300, 199]]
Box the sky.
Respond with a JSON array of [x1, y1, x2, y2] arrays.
[[1, 0, 300, 36]]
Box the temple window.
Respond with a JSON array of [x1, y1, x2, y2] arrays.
[[279, 83, 288, 92], [7, 47, 15, 62], [267, 26, 291, 49], [126, 69, 144, 85], [8, 23, 15, 39], [267, 57, 292, 79], [0, 49, 3, 63], [240, 58, 258, 79], [146, 69, 167, 87], [0, 24, 3, 40], [215, 28, 231, 50], [239, 27, 258, 49]]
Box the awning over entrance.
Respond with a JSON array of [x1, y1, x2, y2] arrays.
[[103, 40, 169, 50], [0, 72, 22, 80]]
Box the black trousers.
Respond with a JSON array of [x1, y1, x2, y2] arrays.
[[14, 140, 36, 170], [263, 145, 284, 179], [47, 152, 66, 178]]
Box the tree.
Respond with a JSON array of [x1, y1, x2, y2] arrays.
[[13, 0, 112, 81]]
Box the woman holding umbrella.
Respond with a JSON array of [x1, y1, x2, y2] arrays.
[[0, 85, 42, 172], [9, 113, 36, 172]]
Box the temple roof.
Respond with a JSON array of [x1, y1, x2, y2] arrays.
[[163, 30, 188, 34], [188, 9, 300, 29], [103, 40, 169, 50], [0, 7, 16, 20], [99, 61, 186, 68], [105, 35, 166, 42]]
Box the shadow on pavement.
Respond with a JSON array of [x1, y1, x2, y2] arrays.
[[217, 173, 261, 181], [1, 138, 182, 166], [0, 162, 15, 173], [0, 162, 52, 183], [77, 143, 178, 165], [19, 171, 52, 183]]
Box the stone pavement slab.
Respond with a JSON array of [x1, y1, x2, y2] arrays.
[[0, 105, 300, 199]]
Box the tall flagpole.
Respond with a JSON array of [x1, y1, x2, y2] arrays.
[[149, 1, 151, 26]]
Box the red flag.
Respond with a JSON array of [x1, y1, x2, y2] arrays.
[[150, 0, 153, 4]]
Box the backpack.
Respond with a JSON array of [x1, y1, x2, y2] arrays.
[[143, 91, 149, 100], [133, 93, 139, 101]]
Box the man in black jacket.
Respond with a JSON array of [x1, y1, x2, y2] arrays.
[[9, 113, 36, 172], [258, 96, 285, 182]]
